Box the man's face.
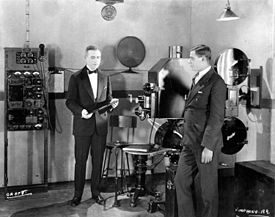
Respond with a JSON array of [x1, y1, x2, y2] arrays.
[[188, 50, 203, 72], [85, 49, 101, 70]]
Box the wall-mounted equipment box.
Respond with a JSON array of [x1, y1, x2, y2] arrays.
[[4, 47, 49, 199], [249, 67, 263, 108]]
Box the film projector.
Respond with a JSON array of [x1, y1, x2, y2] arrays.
[[128, 47, 260, 216]]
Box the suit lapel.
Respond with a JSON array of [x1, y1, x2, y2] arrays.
[[187, 84, 205, 104], [185, 68, 215, 106]]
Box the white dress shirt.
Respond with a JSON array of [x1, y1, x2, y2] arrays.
[[87, 67, 98, 99]]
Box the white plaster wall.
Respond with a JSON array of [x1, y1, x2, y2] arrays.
[[0, 0, 192, 72]]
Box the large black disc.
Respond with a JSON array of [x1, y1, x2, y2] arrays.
[[117, 36, 146, 70]]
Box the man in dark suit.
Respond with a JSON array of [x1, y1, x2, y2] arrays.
[[66, 45, 118, 207], [174, 44, 227, 217]]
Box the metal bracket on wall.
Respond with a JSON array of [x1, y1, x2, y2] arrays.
[[248, 66, 263, 108]]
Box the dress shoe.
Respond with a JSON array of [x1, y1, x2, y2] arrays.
[[70, 196, 81, 207], [92, 194, 104, 205]]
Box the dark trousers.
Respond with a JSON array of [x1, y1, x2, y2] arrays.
[[74, 133, 106, 198], [174, 146, 220, 217]]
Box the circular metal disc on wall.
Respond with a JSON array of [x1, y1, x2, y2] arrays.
[[215, 48, 250, 86], [154, 120, 184, 150], [101, 5, 117, 21], [117, 36, 146, 70], [221, 116, 247, 155]]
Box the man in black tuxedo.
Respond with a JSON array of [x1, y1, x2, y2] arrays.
[[66, 45, 118, 206], [174, 45, 227, 217]]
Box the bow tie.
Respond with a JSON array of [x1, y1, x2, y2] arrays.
[[87, 69, 97, 74]]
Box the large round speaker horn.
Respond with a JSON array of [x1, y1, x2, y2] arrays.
[[117, 36, 146, 73], [222, 116, 247, 155]]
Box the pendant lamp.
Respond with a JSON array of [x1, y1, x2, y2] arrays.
[[217, 0, 240, 21]]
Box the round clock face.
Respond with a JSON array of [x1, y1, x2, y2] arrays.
[[101, 5, 117, 21]]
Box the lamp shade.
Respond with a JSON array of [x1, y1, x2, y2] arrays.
[[217, 5, 240, 21]]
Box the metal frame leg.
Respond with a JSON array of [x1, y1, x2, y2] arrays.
[[113, 148, 120, 207], [102, 148, 113, 179], [126, 153, 131, 176]]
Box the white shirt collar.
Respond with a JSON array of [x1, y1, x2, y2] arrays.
[[86, 65, 97, 72], [195, 66, 211, 84]]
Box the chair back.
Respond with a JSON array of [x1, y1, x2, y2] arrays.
[[109, 115, 137, 143], [109, 115, 137, 128]]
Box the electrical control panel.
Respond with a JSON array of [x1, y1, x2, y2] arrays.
[[5, 47, 48, 131]]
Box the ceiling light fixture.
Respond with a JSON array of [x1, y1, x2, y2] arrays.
[[217, 0, 240, 22]]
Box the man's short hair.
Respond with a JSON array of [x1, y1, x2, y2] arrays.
[[85, 45, 100, 53], [190, 44, 211, 61]]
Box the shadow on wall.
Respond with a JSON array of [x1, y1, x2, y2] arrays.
[[47, 44, 63, 71], [47, 43, 63, 131], [47, 44, 76, 182], [101, 45, 119, 70], [249, 58, 273, 161], [265, 58, 273, 96], [47, 43, 74, 92], [254, 57, 274, 160]]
